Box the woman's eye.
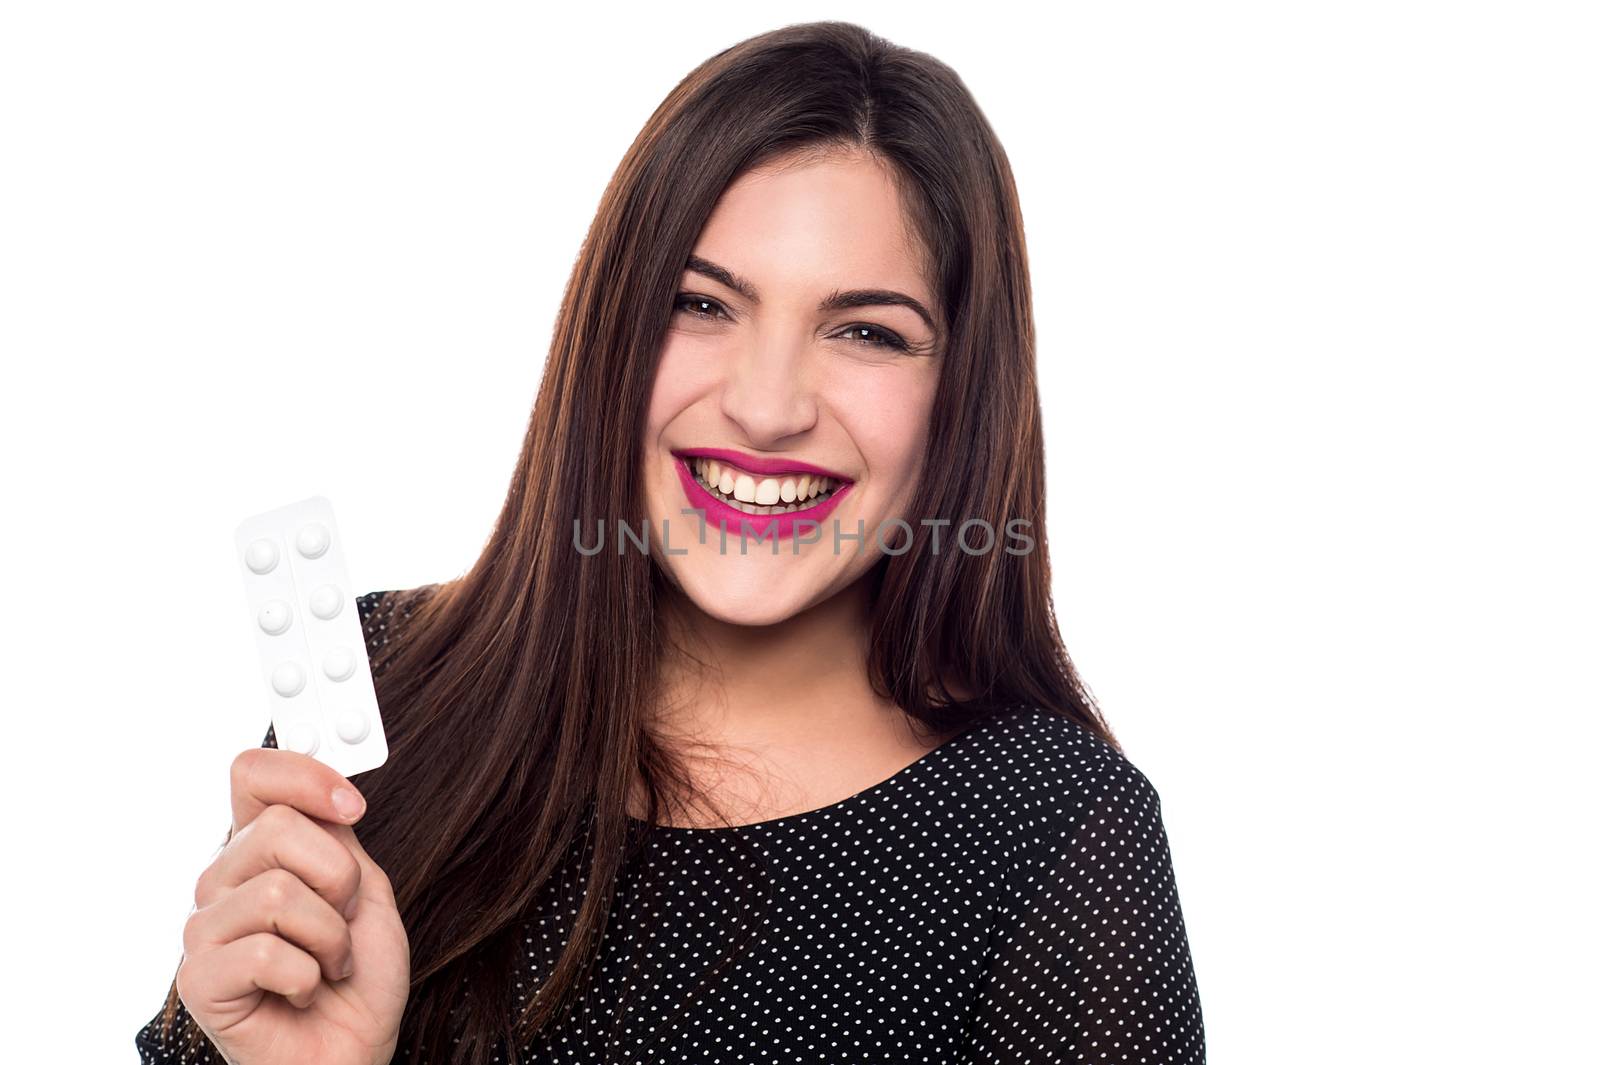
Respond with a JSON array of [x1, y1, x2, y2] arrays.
[[834, 324, 910, 352], [672, 293, 729, 320], [672, 293, 910, 353]]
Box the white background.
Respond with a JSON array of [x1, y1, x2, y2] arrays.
[[3, 2, 1595, 1061]]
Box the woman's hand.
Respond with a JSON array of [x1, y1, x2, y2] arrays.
[[176, 747, 410, 1065]]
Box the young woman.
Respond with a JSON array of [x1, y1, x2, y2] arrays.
[[138, 20, 1206, 1065]]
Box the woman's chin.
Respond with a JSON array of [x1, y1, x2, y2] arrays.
[[665, 559, 829, 628]]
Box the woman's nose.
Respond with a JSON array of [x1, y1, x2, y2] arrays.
[[718, 335, 819, 447]]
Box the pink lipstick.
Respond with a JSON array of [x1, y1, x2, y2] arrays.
[[670, 449, 855, 544], [672, 447, 852, 482]]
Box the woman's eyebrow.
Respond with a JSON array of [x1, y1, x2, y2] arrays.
[[685, 254, 937, 332]]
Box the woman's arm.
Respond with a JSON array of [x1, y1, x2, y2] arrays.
[[963, 757, 1206, 1062], [135, 590, 400, 1064]]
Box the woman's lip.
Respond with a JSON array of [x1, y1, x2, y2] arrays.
[[672, 456, 853, 539], [670, 447, 853, 483]]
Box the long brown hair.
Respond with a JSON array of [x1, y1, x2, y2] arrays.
[[161, 19, 1115, 1063]]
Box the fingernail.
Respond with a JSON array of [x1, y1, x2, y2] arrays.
[[344, 894, 360, 920], [340, 957, 355, 981], [332, 786, 366, 821]]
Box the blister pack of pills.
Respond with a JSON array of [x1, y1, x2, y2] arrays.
[[233, 495, 388, 777]]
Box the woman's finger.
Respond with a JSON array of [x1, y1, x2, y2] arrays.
[[229, 746, 367, 834], [185, 867, 355, 982], [178, 931, 324, 1012], [195, 802, 362, 918]]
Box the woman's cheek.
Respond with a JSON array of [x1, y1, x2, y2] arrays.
[[646, 337, 720, 428], [828, 366, 937, 488]]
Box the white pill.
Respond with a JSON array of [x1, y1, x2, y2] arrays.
[[245, 538, 279, 574], [283, 721, 320, 755], [271, 660, 306, 697], [257, 599, 293, 636], [322, 646, 356, 681], [335, 707, 370, 744], [309, 583, 343, 620], [296, 522, 331, 559]]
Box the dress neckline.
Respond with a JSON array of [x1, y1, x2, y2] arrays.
[[625, 705, 1019, 835]]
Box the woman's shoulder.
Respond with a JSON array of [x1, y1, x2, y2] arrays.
[[356, 586, 426, 654], [355, 588, 402, 669], [944, 703, 1166, 850], [354, 584, 448, 673]]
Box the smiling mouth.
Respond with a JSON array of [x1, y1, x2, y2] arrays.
[[684, 455, 847, 516]]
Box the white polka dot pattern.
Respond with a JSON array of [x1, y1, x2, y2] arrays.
[[138, 590, 1205, 1063]]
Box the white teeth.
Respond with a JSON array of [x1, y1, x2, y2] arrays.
[[686, 456, 844, 514]]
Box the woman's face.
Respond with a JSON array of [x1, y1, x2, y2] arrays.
[[641, 150, 943, 627]]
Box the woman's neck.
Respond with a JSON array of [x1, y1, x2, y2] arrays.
[[653, 575, 886, 739], [639, 575, 947, 826]]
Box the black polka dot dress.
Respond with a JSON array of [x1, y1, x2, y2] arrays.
[[137, 591, 1206, 1063]]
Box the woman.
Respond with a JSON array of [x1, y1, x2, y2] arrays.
[[138, 20, 1206, 1065]]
